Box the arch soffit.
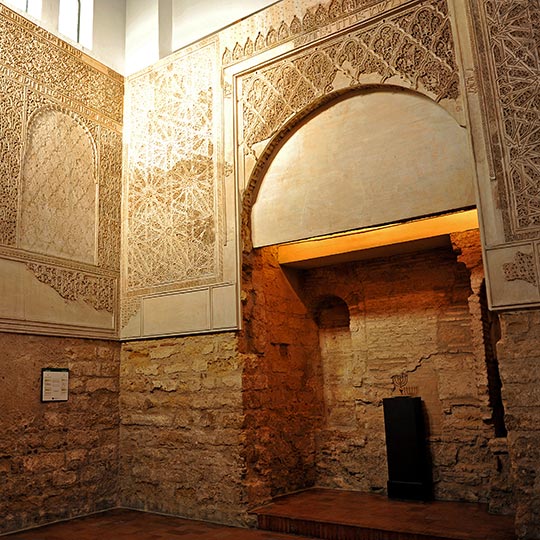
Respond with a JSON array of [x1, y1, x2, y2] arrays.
[[241, 83, 467, 249]]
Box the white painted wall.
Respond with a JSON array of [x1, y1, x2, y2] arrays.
[[125, 0, 279, 75], [93, 0, 126, 73], [171, 0, 278, 51], [3, 0, 281, 75], [125, 0, 159, 74]]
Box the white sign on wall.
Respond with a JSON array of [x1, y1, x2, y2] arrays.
[[41, 368, 69, 402]]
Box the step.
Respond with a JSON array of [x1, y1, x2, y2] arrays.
[[252, 488, 516, 540]]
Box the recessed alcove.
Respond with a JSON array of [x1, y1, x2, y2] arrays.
[[241, 86, 507, 510], [242, 239, 500, 503]]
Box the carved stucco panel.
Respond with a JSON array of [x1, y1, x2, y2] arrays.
[[485, 245, 540, 308], [503, 251, 537, 287], [26, 263, 116, 313], [238, 0, 459, 160], [124, 39, 221, 304], [474, 1, 540, 241], [0, 5, 123, 123], [19, 108, 98, 265], [0, 73, 24, 247], [222, 0, 426, 67], [0, 5, 123, 336], [98, 127, 123, 272]]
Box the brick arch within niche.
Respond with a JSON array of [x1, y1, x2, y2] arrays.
[[241, 85, 476, 251], [312, 295, 355, 429]]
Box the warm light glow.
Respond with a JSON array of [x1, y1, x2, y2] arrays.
[[278, 209, 480, 267]]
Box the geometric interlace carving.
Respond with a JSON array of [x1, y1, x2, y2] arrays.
[[27, 263, 115, 312], [20, 108, 97, 264], [0, 5, 123, 321], [484, 1, 540, 237], [0, 73, 23, 246], [502, 251, 537, 286], [240, 1, 458, 154], [0, 6, 123, 123], [125, 42, 219, 294]]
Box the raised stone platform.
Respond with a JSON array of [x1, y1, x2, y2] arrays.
[[252, 488, 516, 540]]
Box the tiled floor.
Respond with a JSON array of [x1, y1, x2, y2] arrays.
[[4, 489, 517, 540], [253, 488, 516, 540], [4, 509, 316, 540]]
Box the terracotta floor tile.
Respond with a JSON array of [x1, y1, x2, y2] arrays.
[[253, 488, 516, 540], [4, 490, 516, 540], [4, 509, 316, 540]]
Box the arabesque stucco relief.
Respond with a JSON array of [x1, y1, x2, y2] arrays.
[[3, 0, 540, 338], [238, 1, 459, 158], [470, 0, 540, 308], [121, 38, 238, 338], [0, 4, 123, 338]]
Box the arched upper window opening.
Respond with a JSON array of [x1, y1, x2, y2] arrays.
[[5, 0, 42, 19], [58, 0, 93, 49]]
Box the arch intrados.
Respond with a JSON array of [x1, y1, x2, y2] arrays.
[[241, 84, 461, 251]]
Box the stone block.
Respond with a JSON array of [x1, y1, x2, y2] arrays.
[[52, 470, 78, 487], [85, 377, 118, 393], [23, 452, 65, 473]]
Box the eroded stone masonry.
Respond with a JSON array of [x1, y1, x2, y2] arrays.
[[119, 333, 247, 525], [0, 333, 120, 534], [117, 234, 517, 526]]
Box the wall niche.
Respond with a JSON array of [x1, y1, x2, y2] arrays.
[[241, 240, 502, 506]]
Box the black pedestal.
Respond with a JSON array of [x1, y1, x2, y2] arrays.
[[383, 396, 432, 501]]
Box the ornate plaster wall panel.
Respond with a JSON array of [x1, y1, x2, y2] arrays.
[[19, 108, 97, 264], [0, 7, 123, 124], [122, 38, 239, 339], [0, 4, 123, 338], [238, 1, 458, 147], [221, 0, 415, 68], [485, 246, 540, 309], [232, 0, 463, 216], [468, 1, 540, 309], [473, 1, 540, 242], [0, 73, 24, 246]]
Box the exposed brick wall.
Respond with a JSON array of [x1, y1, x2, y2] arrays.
[[240, 246, 324, 508], [451, 231, 514, 514], [119, 333, 247, 525], [498, 311, 540, 539], [238, 240, 512, 512], [0, 333, 120, 535], [294, 243, 500, 504]]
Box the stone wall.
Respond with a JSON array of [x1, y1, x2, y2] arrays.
[[292, 241, 502, 504], [0, 333, 120, 535], [119, 333, 247, 525], [498, 311, 540, 539], [240, 247, 324, 508], [236, 239, 513, 512]]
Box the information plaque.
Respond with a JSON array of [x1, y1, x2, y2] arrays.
[[41, 368, 69, 402]]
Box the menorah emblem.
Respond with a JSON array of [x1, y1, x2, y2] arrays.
[[391, 372, 409, 395]]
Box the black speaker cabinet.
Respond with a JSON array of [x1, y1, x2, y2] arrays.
[[383, 396, 432, 501]]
